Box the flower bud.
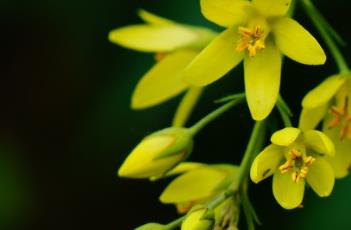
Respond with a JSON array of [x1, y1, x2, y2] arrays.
[[118, 127, 193, 179], [182, 207, 214, 230], [135, 223, 166, 230]]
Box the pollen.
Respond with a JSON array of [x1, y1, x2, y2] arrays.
[[236, 26, 265, 57], [279, 148, 316, 183], [327, 97, 351, 140]]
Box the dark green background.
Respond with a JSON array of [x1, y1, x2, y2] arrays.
[[0, 0, 350, 229]]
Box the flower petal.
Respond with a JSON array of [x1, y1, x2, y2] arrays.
[[132, 50, 198, 109], [273, 172, 305, 209], [252, 0, 291, 17], [159, 167, 227, 204], [271, 127, 301, 146], [250, 144, 284, 183], [150, 162, 205, 181], [200, 0, 250, 27], [302, 74, 348, 108], [302, 130, 335, 156], [137, 9, 174, 25], [244, 41, 282, 121], [306, 157, 334, 197], [298, 105, 328, 131], [272, 17, 326, 65], [164, 162, 205, 176], [109, 24, 198, 52], [183, 27, 244, 87], [323, 122, 351, 178]]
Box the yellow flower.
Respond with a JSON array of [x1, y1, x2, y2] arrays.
[[159, 164, 238, 213], [109, 9, 217, 109], [181, 206, 215, 230], [250, 127, 335, 209], [300, 74, 351, 178], [183, 0, 326, 120], [118, 127, 193, 179]]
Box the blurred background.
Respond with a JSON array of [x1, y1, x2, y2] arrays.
[[1, 0, 351, 229]]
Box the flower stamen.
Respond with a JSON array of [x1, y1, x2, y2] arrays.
[[279, 148, 315, 183], [236, 26, 265, 57], [328, 97, 351, 140]]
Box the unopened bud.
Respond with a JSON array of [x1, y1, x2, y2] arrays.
[[134, 223, 166, 230], [182, 207, 214, 230], [118, 127, 193, 179]]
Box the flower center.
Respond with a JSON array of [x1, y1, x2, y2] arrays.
[[279, 148, 315, 183], [236, 26, 265, 57], [328, 97, 351, 140]]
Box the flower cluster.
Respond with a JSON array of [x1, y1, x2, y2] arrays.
[[110, 0, 350, 229]]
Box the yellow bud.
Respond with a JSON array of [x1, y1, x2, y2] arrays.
[[135, 223, 166, 230], [182, 207, 214, 230], [118, 127, 193, 179]]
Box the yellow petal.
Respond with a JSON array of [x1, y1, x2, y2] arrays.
[[109, 25, 198, 52], [302, 130, 335, 156], [323, 123, 351, 178], [118, 136, 181, 178], [160, 162, 205, 177], [132, 50, 198, 109], [200, 0, 250, 27], [252, 0, 291, 17], [271, 127, 301, 146], [272, 17, 326, 65], [159, 167, 227, 204], [172, 87, 204, 127], [137, 9, 174, 25], [302, 74, 348, 108], [298, 105, 328, 131], [244, 41, 282, 121], [273, 171, 305, 209], [306, 157, 334, 197], [250, 144, 284, 183], [183, 27, 243, 87]]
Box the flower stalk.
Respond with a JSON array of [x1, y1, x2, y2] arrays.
[[231, 121, 266, 191], [189, 94, 246, 135], [302, 0, 350, 73]]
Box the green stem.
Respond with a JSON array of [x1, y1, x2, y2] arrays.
[[189, 95, 246, 135], [207, 190, 235, 209], [287, 0, 297, 17], [172, 87, 204, 127], [277, 97, 292, 127], [214, 92, 246, 103], [165, 216, 185, 230], [301, 0, 350, 73], [242, 195, 255, 230], [231, 121, 266, 191], [310, 5, 346, 47]]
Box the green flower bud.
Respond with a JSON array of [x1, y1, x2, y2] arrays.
[[181, 207, 214, 230], [134, 223, 166, 230], [118, 127, 193, 179]]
